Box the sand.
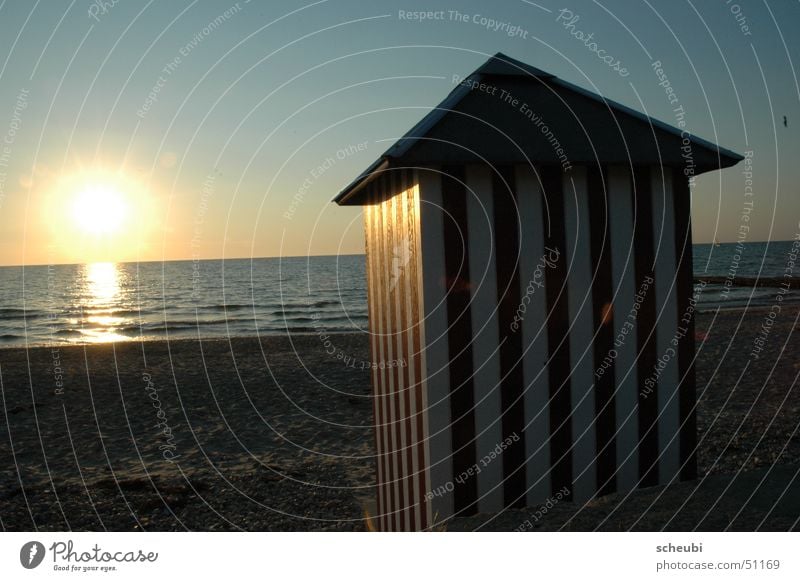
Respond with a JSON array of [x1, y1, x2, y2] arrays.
[[0, 334, 375, 531], [0, 307, 798, 531]]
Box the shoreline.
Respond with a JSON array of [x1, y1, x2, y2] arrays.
[[694, 275, 797, 288], [1, 302, 796, 352], [0, 330, 365, 352]]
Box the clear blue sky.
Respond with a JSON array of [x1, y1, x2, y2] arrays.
[[0, 0, 796, 265]]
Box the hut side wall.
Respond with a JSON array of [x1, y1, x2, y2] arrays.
[[362, 170, 430, 531]]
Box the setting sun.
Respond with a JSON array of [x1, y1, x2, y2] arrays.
[[71, 184, 128, 235], [40, 166, 158, 264]]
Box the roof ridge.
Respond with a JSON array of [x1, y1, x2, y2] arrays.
[[477, 52, 556, 79]]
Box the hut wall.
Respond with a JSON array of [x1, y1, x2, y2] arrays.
[[414, 163, 696, 523], [362, 163, 696, 530], [362, 170, 430, 531]]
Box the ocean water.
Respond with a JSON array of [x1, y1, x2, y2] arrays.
[[694, 240, 798, 310], [0, 255, 368, 347], [0, 242, 795, 348]]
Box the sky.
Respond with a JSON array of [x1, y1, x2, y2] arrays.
[[0, 0, 796, 266]]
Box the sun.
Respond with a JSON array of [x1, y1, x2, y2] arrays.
[[71, 183, 128, 235], [43, 166, 157, 263]]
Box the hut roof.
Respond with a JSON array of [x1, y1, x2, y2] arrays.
[[334, 52, 743, 205]]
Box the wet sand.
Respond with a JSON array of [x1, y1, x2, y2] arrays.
[[1, 307, 798, 531]]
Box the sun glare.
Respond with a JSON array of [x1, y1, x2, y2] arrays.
[[71, 183, 128, 235], [44, 167, 156, 263]]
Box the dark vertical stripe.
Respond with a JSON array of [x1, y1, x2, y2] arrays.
[[397, 170, 415, 530], [363, 193, 383, 529], [632, 167, 659, 487], [587, 165, 617, 496], [441, 165, 478, 516], [541, 166, 573, 496], [492, 166, 526, 508], [365, 192, 385, 531], [672, 169, 697, 481]]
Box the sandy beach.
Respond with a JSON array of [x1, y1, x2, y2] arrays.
[[0, 334, 375, 531], [1, 307, 798, 531]]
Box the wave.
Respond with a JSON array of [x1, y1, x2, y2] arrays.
[[268, 316, 316, 323], [311, 300, 340, 308], [324, 315, 367, 323], [196, 304, 253, 312], [97, 309, 146, 318], [695, 276, 795, 289], [0, 308, 48, 321], [269, 309, 318, 318], [53, 329, 83, 337]]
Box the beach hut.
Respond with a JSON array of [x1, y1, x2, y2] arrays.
[[334, 52, 742, 531]]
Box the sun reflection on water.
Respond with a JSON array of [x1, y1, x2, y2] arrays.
[[78, 262, 132, 343], [85, 262, 120, 305]]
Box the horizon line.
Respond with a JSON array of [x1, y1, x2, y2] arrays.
[[0, 237, 795, 268], [0, 252, 368, 268]]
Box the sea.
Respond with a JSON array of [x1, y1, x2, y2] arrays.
[[0, 255, 368, 348], [0, 241, 795, 348]]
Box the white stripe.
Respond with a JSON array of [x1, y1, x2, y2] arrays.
[[563, 167, 597, 502], [608, 166, 639, 492], [651, 167, 681, 483], [365, 205, 386, 529], [413, 171, 434, 529], [417, 168, 453, 524], [516, 165, 552, 506], [379, 197, 400, 531], [400, 184, 422, 531], [464, 164, 504, 513]]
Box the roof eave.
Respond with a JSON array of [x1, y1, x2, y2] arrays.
[[333, 157, 390, 206], [551, 75, 744, 169]]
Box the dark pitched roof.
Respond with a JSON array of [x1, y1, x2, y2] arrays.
[[334, 52, 743, 205]]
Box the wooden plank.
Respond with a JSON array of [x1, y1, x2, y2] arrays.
[[418, 168, 454, 525], [632, 166, 659, 488], [516, 164, 552, 506], [540, 166, 573, 497], [608, 166, 640, 493], [651, 167, 680, 483], [587, 165, 617, 496], [492, 165, 527, 508], [440, 165, 478, 516], [563, 167, 597, 502], [672, 169, 697, 481], [410, 172, 430, 529], [464, 164, 504, 514]]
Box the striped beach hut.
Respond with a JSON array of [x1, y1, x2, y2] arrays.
[[334, 53, 742, 531]]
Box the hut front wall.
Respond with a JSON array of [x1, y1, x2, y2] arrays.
[[362, 171, 431, 531], [415, 163, 697, 523]]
